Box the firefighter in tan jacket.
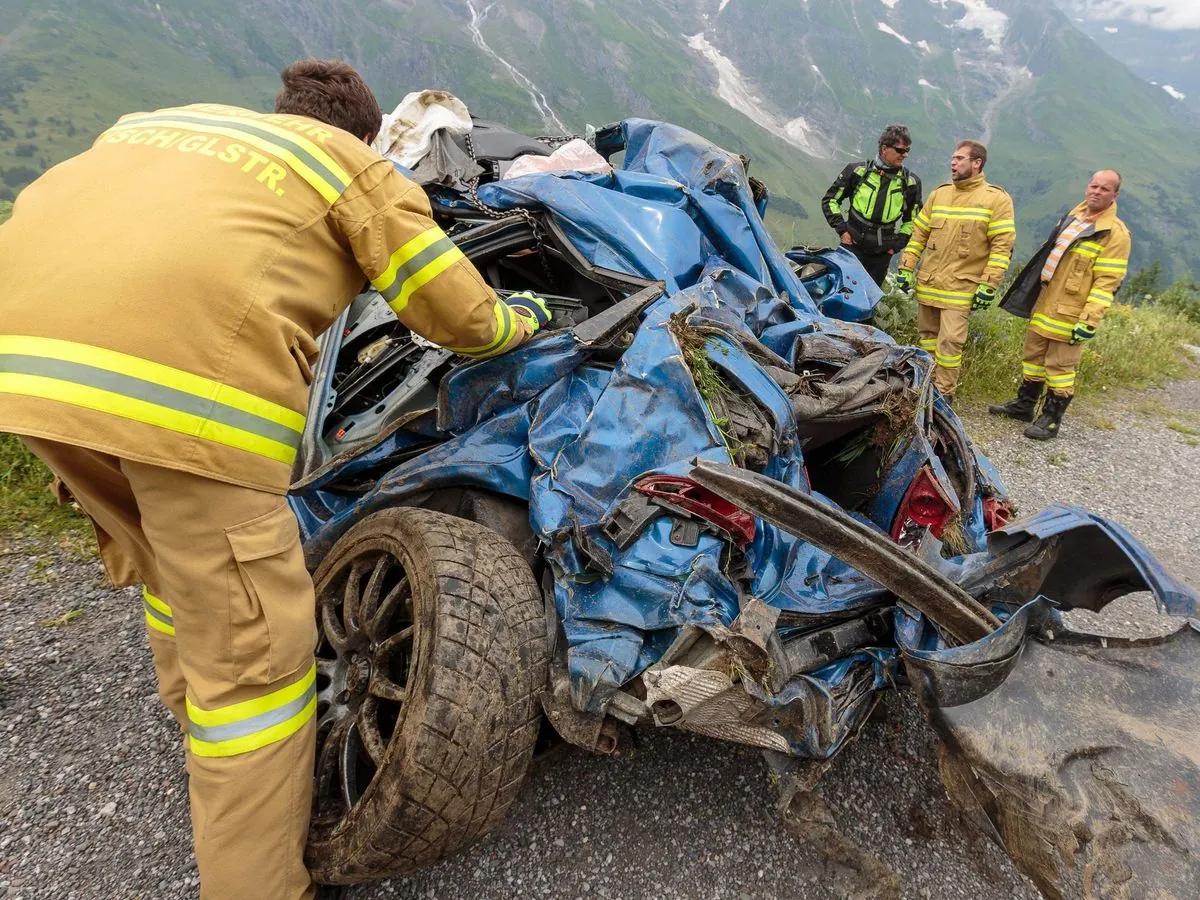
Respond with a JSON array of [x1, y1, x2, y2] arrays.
[[895, 140, 1016, 400], [0, 61, 549, 900], [990, 170, 1131, 439]]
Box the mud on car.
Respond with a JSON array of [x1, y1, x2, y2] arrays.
[[288, 118, 1200, 895]]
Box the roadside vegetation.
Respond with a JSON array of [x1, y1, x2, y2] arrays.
[[873, 261, 1200, 403]]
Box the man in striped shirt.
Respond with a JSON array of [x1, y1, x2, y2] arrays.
[[991, 170, 1131, 439]]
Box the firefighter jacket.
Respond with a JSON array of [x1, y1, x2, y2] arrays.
[[0, 103, 535, 494], [822, 161, 923, 253], [999, 200, 1131, 341], [899, 174, 1016, 310]]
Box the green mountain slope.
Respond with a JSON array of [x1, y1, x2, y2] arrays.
[[2, 0, 1198, 279]]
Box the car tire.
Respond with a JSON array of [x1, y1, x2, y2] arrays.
[[305, 507, 547, 884]]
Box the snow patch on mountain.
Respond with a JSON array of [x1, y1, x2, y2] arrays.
[[686, 32, 833, 158], [1104, 26, 1119, 33], [881, 0, 899, 7], [952, 0, 1009, 49], [1163, 84, 1186, 100], [878, 23, 911, 44], [919, 78, 939, 89], [916, 39, 932, 52]]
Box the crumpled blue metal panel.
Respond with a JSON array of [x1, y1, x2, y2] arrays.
[[470, 119, 816, 310], [294, 117, 1197, 758], [784, 246, 883, 322]]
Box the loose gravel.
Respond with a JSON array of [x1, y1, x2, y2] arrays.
[[2, 380, 1196, 900]]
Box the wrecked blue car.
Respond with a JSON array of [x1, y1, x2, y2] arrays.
[[288, 119, 1200, 895]]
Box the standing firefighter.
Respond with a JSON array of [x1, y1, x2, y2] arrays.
[[896, 140, 1015, 402], [0, 61, 550, 900], [990, 170, 1130, 439], [822, 124, 923, 286]]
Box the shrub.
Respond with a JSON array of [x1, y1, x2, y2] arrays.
[[874, 276, 1200, 402]]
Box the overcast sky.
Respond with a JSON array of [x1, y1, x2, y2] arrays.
[[1070, 0, 1200, 30]]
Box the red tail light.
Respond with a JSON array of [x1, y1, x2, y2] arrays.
[[891, 466, 955, 543], [635, 475, 756, 548], [982, 496, 1012, 532]]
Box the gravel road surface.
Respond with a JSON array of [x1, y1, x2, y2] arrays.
[[2, 380, 1197, 900]]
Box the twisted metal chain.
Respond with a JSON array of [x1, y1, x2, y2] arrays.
[[462, 131, 557, 288]]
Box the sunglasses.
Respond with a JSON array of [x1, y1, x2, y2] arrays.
[[889, 145, 911, 155]]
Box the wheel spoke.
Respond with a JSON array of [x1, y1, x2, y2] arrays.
[[366, 575, 411, 643], [320, 598, 351, 653], [359, 555, 393, 629], [369, 625, 414, 702], [356, 696, 388, 767], [341, 558, 373, 646], [339, 720, 366, 811], [312, 718, 351, 825]]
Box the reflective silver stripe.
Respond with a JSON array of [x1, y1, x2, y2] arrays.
[[114, 113, 349, 195], [377, 235, 458, 303], [0, 354, 302, 449], [143, 601, 174, 630], [188, 680, 317, 745]]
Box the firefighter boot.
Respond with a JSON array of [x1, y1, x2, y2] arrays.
[[988, 379, 1043, 423], [1024, 392, 1072, 440]]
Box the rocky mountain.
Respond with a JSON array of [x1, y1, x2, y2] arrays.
[[2, 0, 1199, 277], [1053, 0, 1200, 111]]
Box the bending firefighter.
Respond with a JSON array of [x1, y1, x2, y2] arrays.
[[0, 60, 549, 900], [822, 123, 923, 286], [990, 170, 1130, 439], [896, 139, 1015, 401]]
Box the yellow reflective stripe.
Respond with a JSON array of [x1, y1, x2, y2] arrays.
[[1069, 246, 1100, 259], [0, 336, 304, 432], [107, 110, 351, 204], [916, 286, 974, 306], [986, 254, 1010, 268], [1087, 291, 1113, 307], [143, 588, 175, 637], [987, 219, 1016, 234], [1046, 373, 1075, 387], [932, 205, 992, 216], [1078, 241, 1104, 252], [935, 353, 962, 368], [906, 241, 926, 253], [1022, 362, 1047, 376], [447, 301, 518, 358], [1094, 256, 1126, 266], [1032, 313, 1074, 336], [0, 336, 303, 464], [913, 211, 931, 228], [0, 373, 298, 464], [187, 663, 317, 758], [1093, 258, 1127, 273], [919, 339, 937, 350], [393, 246, 467, 313], [372, 227, 448, 297]]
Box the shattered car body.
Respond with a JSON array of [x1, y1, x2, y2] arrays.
[[288, 118, 1200, 893]]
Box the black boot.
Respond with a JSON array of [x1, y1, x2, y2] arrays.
[[1024, 392, 1071, 440], [988, 379, 1043, 422]]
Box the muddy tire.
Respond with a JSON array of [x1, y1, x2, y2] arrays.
[[305, 507, 547, 884]]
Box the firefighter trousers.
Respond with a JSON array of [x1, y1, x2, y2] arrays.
[[22, 436, 317, 900], [917, 302, 970, 397], [1022, 327, 1083, 397]]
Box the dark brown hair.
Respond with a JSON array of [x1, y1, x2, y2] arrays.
[[955, 139, 988, 168], [275, 59, 382, 140]]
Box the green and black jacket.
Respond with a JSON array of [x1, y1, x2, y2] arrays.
[[823, 161, 923, 253]]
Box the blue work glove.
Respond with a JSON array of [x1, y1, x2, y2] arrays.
[[1070, 322, 1097, 345], [894, 269, 914, 293], [972, 283, 997, 311], [506, 290, 551, 333]]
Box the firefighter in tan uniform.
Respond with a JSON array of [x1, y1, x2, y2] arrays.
[[990, 170, 1131, 439], [0, 60, 550, 900], [895, 140, 1016, 401]]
